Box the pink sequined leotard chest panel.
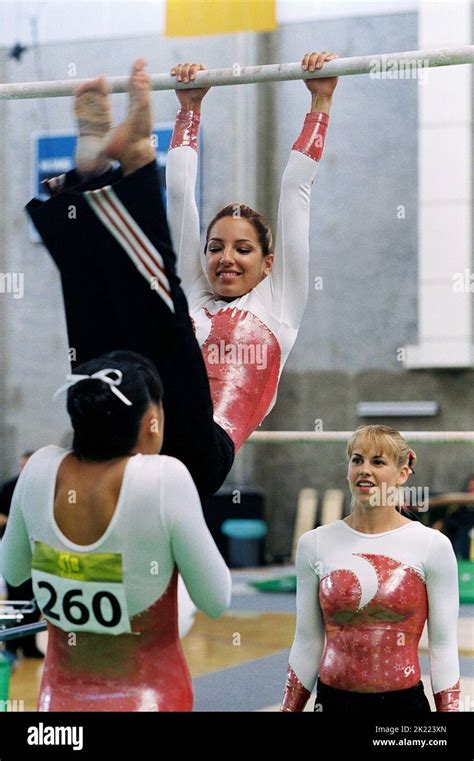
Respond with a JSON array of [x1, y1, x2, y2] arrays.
[[319, 553, 427, 691], [193, 307, 281, 449]]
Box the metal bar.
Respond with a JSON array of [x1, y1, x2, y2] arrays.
[[0, 622, 46, 642], [248, 431, 474, 443], [1, 46, 473, 101], [0, 600, 35, 612]]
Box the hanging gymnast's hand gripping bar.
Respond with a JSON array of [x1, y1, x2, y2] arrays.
[[1, 46, 473, 100]]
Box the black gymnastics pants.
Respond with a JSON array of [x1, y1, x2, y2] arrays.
[[26, 160, 234, 501], [315, 679, 432, 713]]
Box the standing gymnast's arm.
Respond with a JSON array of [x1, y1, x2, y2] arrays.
[[0, 468, 32, 587], [280, 531, 325, 711], [425, 530, 461, 711], [267, 52, 338, 328], [166, 64, 210, 296], [164, 457, 231, 618]]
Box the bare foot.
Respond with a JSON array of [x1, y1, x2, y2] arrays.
[[106, 59, 155, 174], [74, 76, 113, 176]]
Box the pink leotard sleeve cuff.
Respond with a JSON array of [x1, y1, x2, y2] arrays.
[[434, 680, 461, 712], [169, 109, 201, 151], [292, 112, 329, 162], [280, 665, 311, 712]]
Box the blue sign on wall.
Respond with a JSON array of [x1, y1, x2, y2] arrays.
[[34, 133, 76, 195], [31, 125, 202, 240]]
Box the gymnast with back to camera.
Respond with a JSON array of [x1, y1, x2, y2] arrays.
[[1, 352, 231, 711]]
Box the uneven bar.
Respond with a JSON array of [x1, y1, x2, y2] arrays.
[[248, 431, 474, 443], [1, 46, 473, 100]]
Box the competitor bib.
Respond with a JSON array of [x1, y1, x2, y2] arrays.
[[31, 541, 132, 635]]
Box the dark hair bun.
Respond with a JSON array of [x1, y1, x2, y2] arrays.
[[68, 378, 115, 420], [64, 352, 163, 461]]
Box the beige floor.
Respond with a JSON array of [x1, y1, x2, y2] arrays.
[[6, 611, 295, 711], [5, 608, 473, 712]]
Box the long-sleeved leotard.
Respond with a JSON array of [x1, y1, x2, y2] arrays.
[[281, 520, 461, 712], [166, 110, 328, 450], [0, 446, 231, 711]]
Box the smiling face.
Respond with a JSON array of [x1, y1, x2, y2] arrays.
[[347, 443, 410, 510], [205, 216, 273, 301]]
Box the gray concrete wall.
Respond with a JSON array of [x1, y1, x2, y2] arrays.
[[254, 368, 474, 559], [0, 52, 13, 476], [276, 12, 419, 373], [472, 4, 474, 340]]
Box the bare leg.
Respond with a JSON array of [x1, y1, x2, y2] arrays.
[[74, 76, 113, 177], [106, 59, 155, 176]]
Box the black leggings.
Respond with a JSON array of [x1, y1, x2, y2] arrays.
[[26, 161, 234, 501], [315, 679, 432, 713]]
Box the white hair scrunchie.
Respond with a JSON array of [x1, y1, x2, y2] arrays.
[[53, 368, 132, 406]]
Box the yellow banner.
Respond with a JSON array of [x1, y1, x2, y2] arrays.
[[165, 0, 277, 37]]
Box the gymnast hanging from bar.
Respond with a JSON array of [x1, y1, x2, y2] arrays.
[[26, 53, 338, 501]]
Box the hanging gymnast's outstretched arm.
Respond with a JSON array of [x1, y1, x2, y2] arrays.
[[166, 63, 211, 296], [263, 52, 338, 329]]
